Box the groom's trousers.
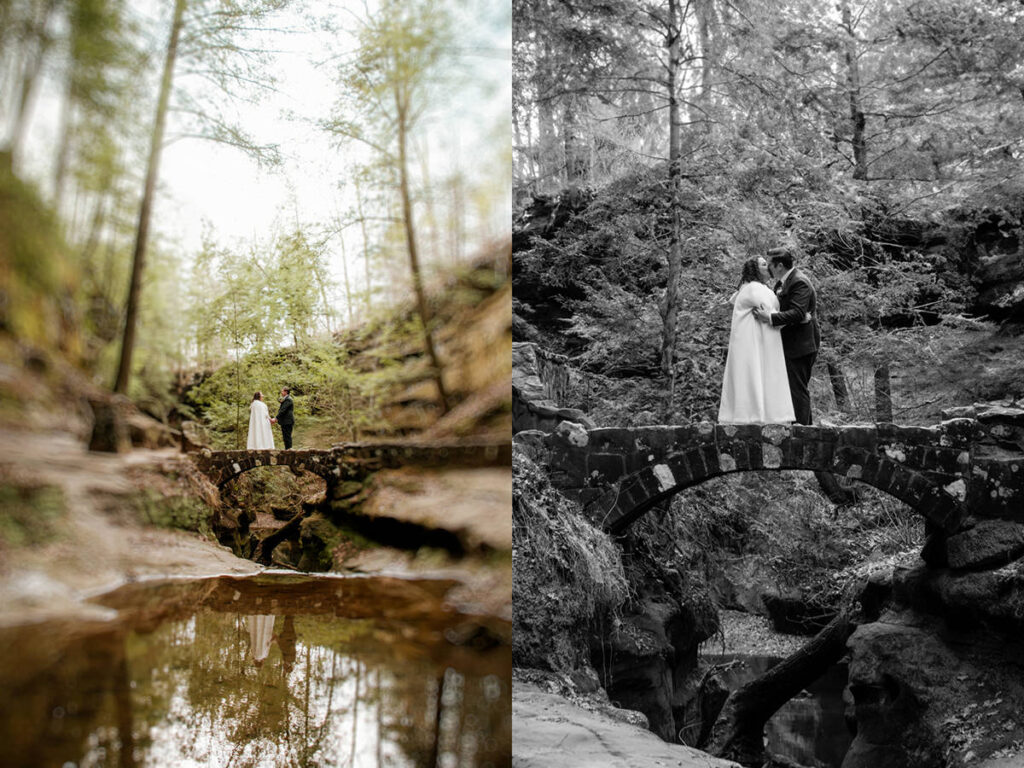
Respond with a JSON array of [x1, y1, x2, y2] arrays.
[[786, 352, 817, 425], [281, 423, 293, 449]]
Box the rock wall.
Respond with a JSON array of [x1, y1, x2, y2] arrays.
[[512, 342, 594, 433], [590, 582, 718, 743], [845, 558, 1024, 768]]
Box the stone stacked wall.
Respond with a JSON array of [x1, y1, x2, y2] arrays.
[[512, 342, 594, 433]]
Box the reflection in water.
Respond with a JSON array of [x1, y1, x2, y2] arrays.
[[0, 573, 511, 768], [247, 614, 275, 665], [703, 654, 851, 768]]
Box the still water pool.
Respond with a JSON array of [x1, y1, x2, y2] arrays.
[[0, 572, 510, 768], [703, 654, 852, 768]]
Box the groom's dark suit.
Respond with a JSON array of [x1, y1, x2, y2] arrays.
[[275, 395, 294, 449], [771, 269, 820, 425]]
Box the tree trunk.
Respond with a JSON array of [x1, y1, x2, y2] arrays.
[[113, 0, 187, 394], [53, 77, 74, 216], [874, 363, 893, 422], [706, 610, 855, 765], [395, 92, 450, 415], [416, 135, 443, 265], [536, 2, 559, 192], [450, 172, 465, 265], [253, 508, 311, 565], [4, 0, 59, 162], [659, 0, 683, 410], [841, 0, 868, 180], [814, 470, 859, 506], [694, 0, 717, 129], [827, 360, 850, 411], [338, 234, 353, 327], [562, 95, 588, 184], [354, 174, 373, 311]]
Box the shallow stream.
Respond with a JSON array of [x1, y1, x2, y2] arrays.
[[704, 653, 851, 768], [0, 572, 511, 767]]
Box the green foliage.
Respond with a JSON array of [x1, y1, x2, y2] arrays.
[[0, 163, 80, 358], [652, 473, 923, 612], [188, 339, 400, 449], [0, 483, 66, 548], [513, 449, 629, 671], [130, 489, 214, 539]]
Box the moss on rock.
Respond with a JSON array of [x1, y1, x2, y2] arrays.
[[0, 483, 66, 548], [130, 490, 215, 539], [513, 448, 629, 672]]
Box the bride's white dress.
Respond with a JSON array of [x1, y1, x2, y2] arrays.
[[718, 281, 796, 424], [247, 400, 275, 450]]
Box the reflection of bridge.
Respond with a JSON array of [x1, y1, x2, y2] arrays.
[[533, 417, 1024, 535], [193, 440, 511, 487]]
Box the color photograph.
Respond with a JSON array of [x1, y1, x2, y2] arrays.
[[0, 0, 511, 765]]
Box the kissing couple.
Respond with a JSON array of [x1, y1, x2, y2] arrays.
[[718, 248, 821, 426], [246, 388, 295, 450]]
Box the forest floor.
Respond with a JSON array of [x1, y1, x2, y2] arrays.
[[706, 608, 806, 657], [0, 428, 258, 624]]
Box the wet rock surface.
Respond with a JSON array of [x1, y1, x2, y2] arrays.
[[513, 679, 742, 768]]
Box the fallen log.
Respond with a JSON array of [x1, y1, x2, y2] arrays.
[[705, 607, 856, 766]]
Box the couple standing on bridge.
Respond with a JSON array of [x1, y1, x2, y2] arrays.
[[246, 388, 295, 450], [718, 247, 820, 426]]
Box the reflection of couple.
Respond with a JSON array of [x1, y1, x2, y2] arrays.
[[247, 614, 297, 672], [246, 388, 295, 450], [718, 249, 820, 425]]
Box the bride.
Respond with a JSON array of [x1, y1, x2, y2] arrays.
[[718, 256, 795, 424], [247, 392, 276, 450]]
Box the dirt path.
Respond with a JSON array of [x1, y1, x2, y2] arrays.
[[0, 429, 257, 624]]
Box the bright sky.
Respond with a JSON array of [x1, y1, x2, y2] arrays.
[[16, 0, 511, 317]]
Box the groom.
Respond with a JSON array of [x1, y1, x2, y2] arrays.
[[270, 387, 295, 449], [752, 248, 820, 425]]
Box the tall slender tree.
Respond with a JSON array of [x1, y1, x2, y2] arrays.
[[113, 0, 290, 393], [113, 0, 185, 394], [324, 0, 455, 414]]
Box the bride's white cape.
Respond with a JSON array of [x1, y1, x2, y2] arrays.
[[718, 281, 795, 424], [247, 400, 275, 450]]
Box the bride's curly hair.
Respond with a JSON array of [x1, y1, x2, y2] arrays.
[[252, 391, 262, 402], [737, 257, 762, 289]]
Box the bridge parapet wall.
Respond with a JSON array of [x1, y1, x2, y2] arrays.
[[535, 418, 1024, 534], [193, 440, 511, 487]]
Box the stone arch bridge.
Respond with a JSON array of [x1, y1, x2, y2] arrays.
[[193, 440, 510, 488], [528, 413, 1024, 540]]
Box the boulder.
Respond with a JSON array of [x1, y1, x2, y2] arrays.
[[127, 412, 180, 449], [591, 594, 716, 744], [946, 519, 1024, 571], [843, 563, 1024, 767], [512, 342, 551, 403], [513, 387, 595, 433], [591, 602, 679, 741], [843, 618, 957, 768], [270, 504, 294, 522], [512, 430, 549, 462], [180, 421, 211, 452]]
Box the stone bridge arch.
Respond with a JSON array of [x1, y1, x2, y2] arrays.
[[531, 418, 1024, 536], [194, 449, 345, 487], [193, 441, 513, 488]]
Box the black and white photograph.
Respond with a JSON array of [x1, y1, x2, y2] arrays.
[[512, 1, 1024, 766], [0, 0, 511, 766]]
